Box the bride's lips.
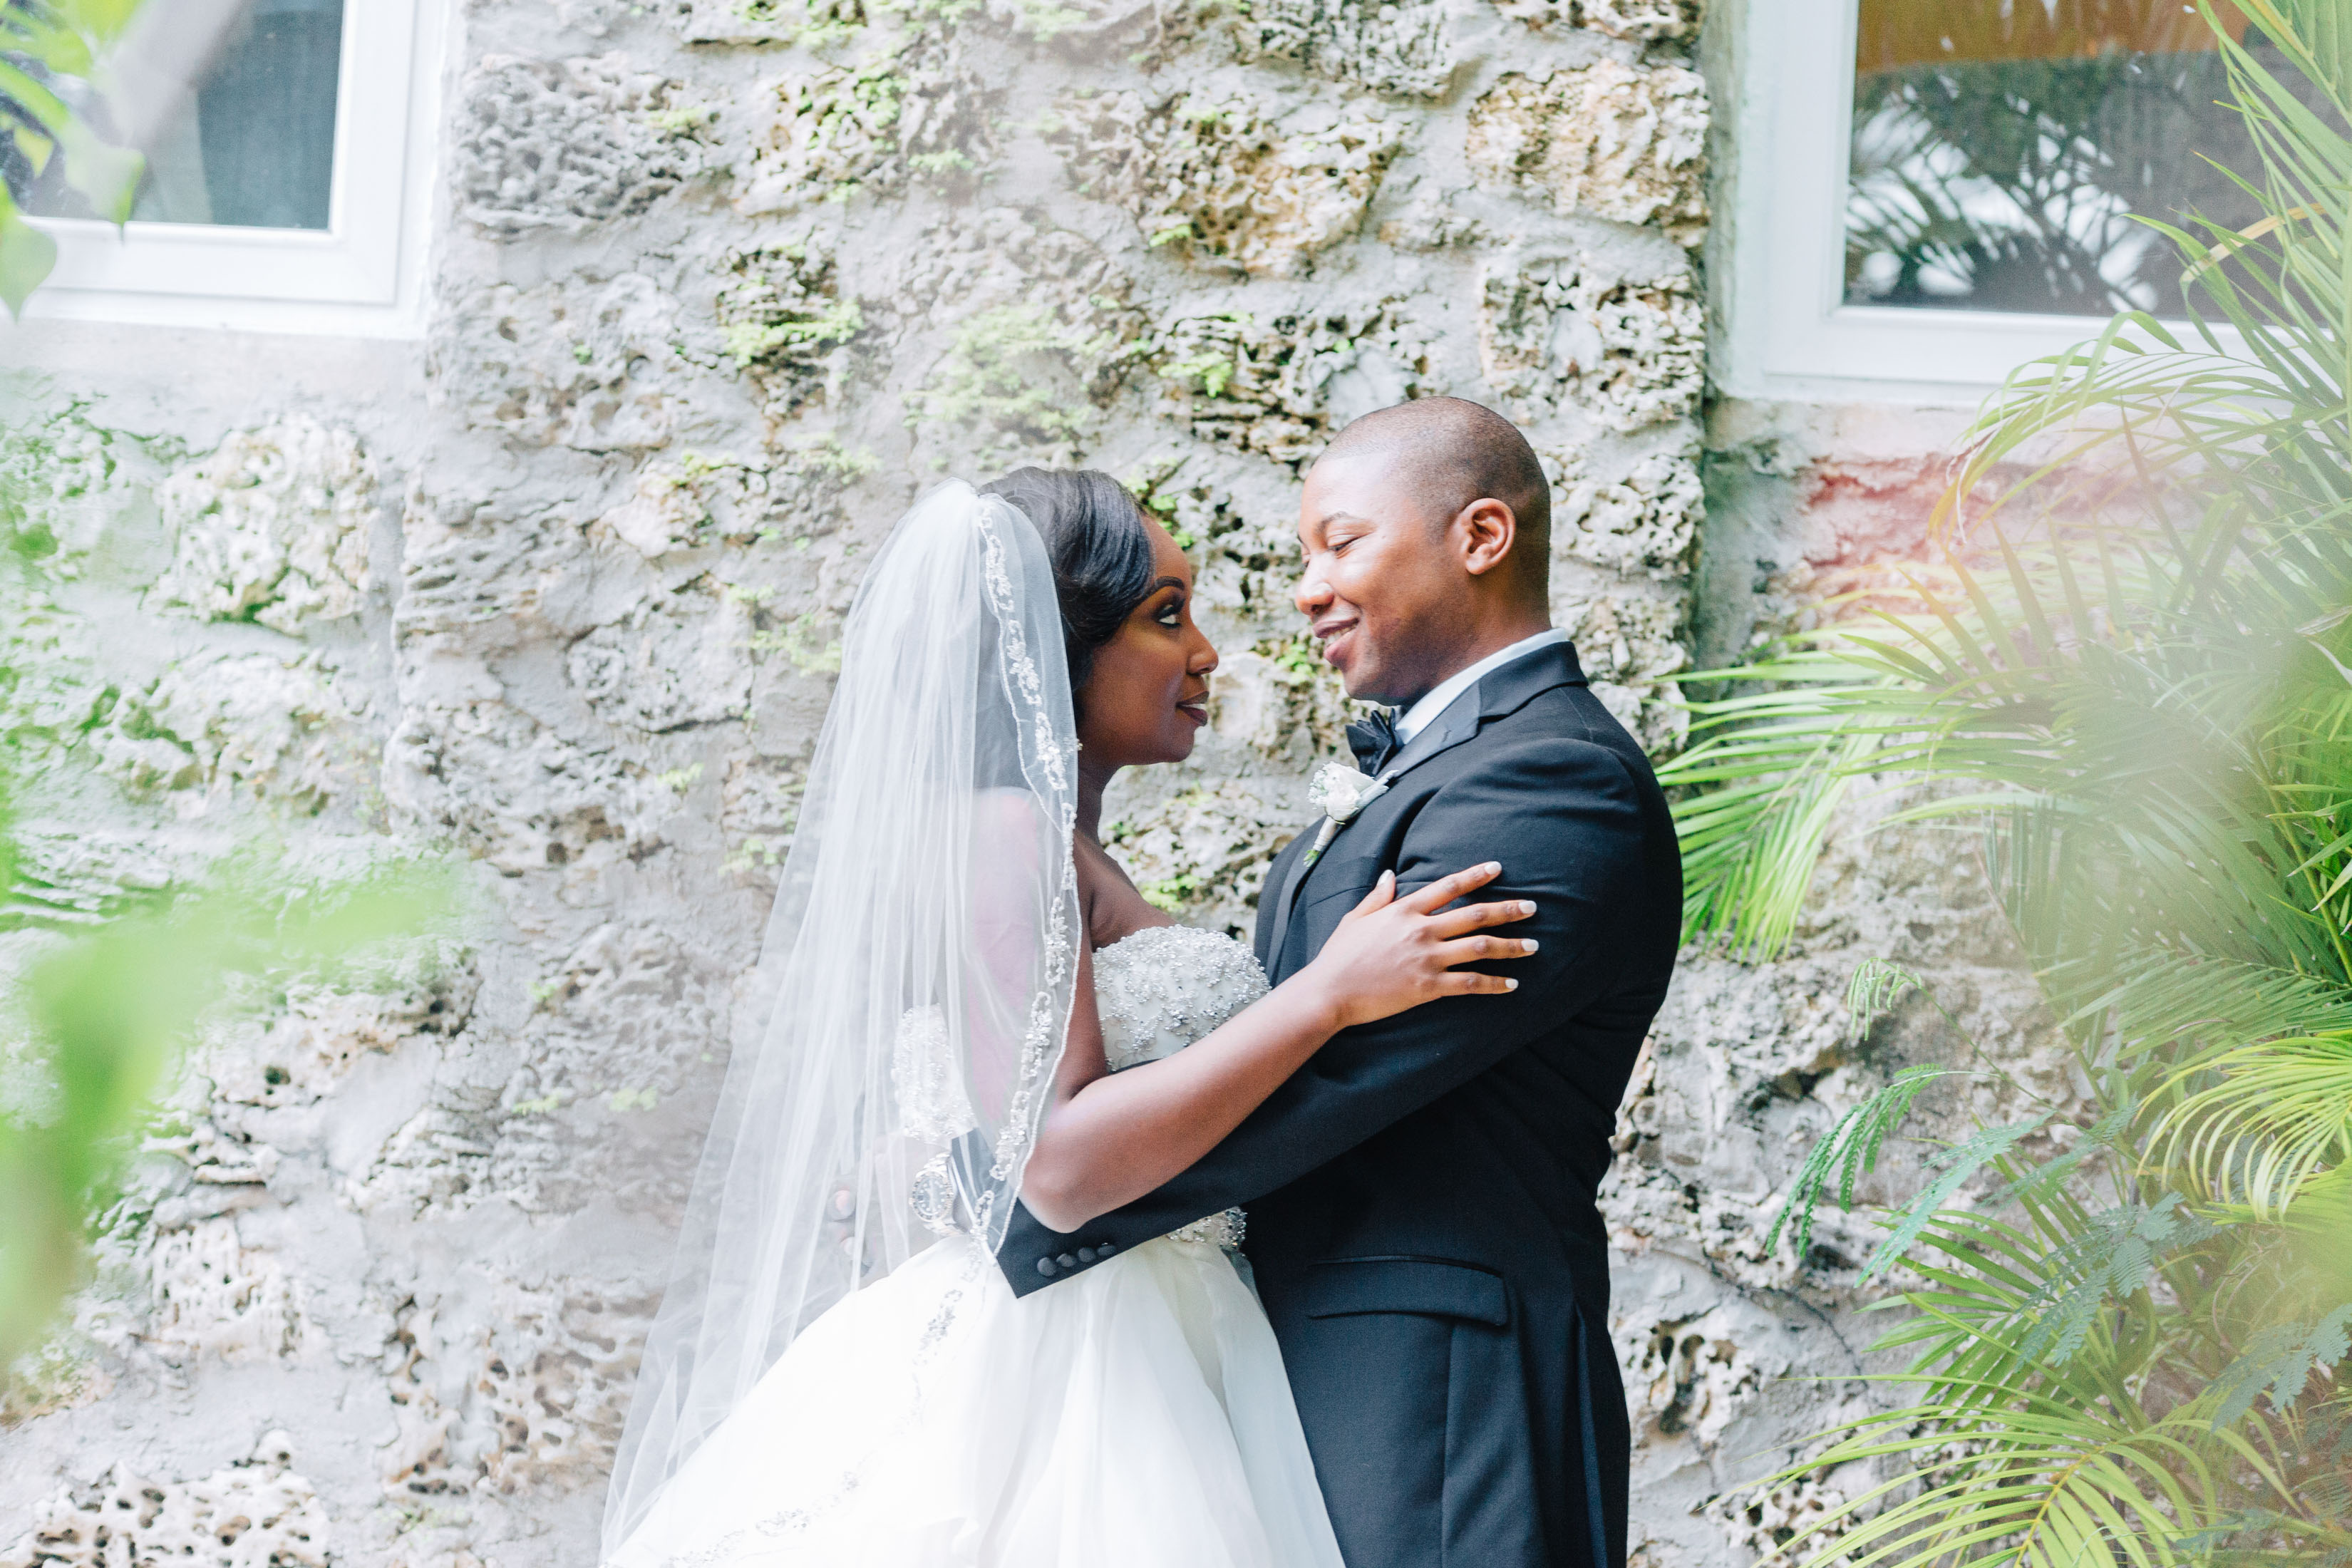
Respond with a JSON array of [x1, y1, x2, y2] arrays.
[[1176, 695, 1209, 726]]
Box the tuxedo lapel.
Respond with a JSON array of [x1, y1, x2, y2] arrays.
[[1261, 837, 1320, 980], [1260, 641, 1593, 976], [1254, 829, 1311, 973]]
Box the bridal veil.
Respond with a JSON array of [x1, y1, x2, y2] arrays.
[[602, 483, 1083, 1552]]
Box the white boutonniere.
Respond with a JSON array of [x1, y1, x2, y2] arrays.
[[1304, 760, 1393, 865]]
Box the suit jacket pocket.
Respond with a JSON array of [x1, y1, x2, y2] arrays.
[[1301, 1256, 1510, 1327]]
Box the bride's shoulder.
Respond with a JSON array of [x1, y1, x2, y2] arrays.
[[1073, 834, 1170, 949], [974, 785, 1053, 835]]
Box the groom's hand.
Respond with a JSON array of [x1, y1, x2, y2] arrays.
[[1294, 862, 1538, 1032]]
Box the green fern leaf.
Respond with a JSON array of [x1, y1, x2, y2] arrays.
[[2012, 1195, 2219, 1365], [1846, 957, 1925, 1044], [1764, 1062, 1967, 1262], [2209, 1304, 2352, 1427], [1860, 1118, 2052, 1284]]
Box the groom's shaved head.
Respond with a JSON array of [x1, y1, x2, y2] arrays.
[[1316, 398, 1551, 584]]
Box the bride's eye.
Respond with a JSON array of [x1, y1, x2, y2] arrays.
[[1155, 598, 1184, 628]]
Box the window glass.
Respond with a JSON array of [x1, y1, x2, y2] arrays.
[[24, 0, 344, 230], [1845, 0, 2319, 316]]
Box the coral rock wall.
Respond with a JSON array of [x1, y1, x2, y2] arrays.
[[4, 1, 2031, 1564]]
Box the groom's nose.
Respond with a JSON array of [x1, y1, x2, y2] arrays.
[[1294, 565, 1334, 619]]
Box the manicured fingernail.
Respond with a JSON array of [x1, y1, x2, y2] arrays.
[[1485, 861, 1502, 873], [1522, 939, 1539, 952], [1517, 901, 1536, 915], [1504, 977, 1519, 990]]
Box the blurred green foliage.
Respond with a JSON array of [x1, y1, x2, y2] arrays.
[[0, 834, 452, 1368], [0, 0, 147, 315]]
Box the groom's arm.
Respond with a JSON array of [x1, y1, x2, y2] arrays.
[[999, 731, 1661, 1291]]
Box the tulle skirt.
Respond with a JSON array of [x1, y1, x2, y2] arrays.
[[607, 1232, 1347, 1568]]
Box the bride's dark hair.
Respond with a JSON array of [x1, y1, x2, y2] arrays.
[[979, 468, 1157, 695]]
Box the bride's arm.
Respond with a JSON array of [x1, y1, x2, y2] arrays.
[[1051, 939, 1110, 1097], [1019, 864, 1535, 1234]]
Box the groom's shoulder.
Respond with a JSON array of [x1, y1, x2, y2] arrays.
[[1433, 712, 1661, 827], [1424, 686, 1672, 845], [1490, 680, 1660, 787]]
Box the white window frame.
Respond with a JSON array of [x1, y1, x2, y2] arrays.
[[1717, 0, 2246, 406], [21, 0, 445, 337]]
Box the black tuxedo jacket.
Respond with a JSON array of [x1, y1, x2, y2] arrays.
[[998, 641, 1681, 1568]]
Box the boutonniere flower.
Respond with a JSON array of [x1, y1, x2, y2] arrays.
[[1304, 760, 1393, 865]]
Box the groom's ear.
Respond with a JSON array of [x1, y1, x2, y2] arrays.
[[1453, 497, 1521, 579]]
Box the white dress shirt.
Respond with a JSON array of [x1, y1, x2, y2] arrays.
[[1391, 628, 1573, 745]]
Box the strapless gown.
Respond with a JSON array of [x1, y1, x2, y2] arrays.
[[607, 924, 1346, 1568]]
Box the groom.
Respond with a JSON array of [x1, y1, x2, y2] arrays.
[[1000, 398, 1681, 1568]]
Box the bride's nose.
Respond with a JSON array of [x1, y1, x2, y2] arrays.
[[1187, 628, 1218, 676]]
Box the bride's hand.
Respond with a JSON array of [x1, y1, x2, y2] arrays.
[[1294, 862, 1537, 1033]]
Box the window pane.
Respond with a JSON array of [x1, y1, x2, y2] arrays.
[[17, 0, 344, 230], [1844, 0, 2316, 316]]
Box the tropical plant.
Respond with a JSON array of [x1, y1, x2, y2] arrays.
[[1662, 2, 2352, 1562], [0, 0, 145, 316]]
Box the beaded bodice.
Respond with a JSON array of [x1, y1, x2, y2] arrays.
[[1092, 924, 1267, 1251], [1094, 924, 1270, 1073]]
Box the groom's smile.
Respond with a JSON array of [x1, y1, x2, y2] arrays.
[[1308, 604, 1361, 672]]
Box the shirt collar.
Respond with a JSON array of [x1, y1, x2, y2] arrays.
[[1391, 628, 1572, 745]]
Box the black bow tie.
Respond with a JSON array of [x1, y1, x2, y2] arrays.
[[1346, 709, 1402, 775]]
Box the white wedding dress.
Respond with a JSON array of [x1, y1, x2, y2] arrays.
[[608, 924, 1347, 1568]]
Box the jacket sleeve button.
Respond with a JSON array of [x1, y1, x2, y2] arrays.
[[1056, 1253, 1078, 1270], [1095, 1241, 1115, 1257], [1077, 1247, 1096, 1264], [1036, 1257, 1057, 1276]]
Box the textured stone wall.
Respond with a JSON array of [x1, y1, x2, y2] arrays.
[[0, 0, 2055, 1563]]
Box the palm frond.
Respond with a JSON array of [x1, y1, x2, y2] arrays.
[[2152, 1033, 2352, 1217], [1662, 655, 1895, 955], [1760, 1388, 2246, 1568], [2055, 949, 2352, 1063]]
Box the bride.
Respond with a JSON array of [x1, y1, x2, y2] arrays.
[[602, 473, 1535, 1567]]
